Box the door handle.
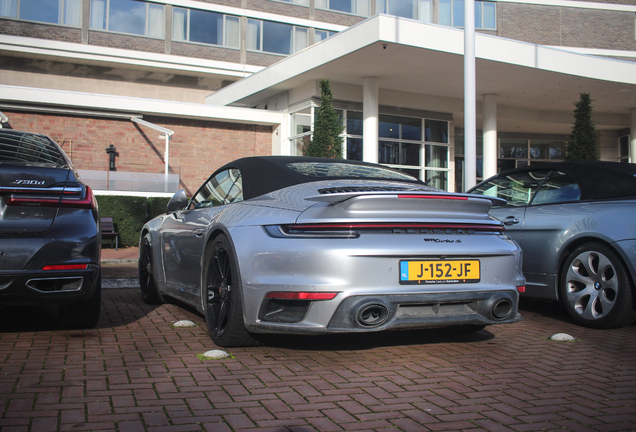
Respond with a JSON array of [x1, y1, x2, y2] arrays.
[[503, 216, 520, 226], [193, 229, 205, 238]]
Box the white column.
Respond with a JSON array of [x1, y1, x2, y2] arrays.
[[363, 77, 379, 164], [483, 94, 497, 179], [631, 109, 636, 163], [463, 0, 476, 191]]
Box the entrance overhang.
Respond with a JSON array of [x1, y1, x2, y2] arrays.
[[206, 14, 636, 135]]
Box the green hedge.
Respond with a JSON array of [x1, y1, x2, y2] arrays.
[[97, 195, 172, 248]]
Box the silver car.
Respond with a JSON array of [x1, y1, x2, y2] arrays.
[[469, 161, 636, 329], [139, 157, 524, 347]]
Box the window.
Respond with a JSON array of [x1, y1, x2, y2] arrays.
[[190, 169, 243, 209], [499, 138, 565, 171], [439, 0, 496, 30], [0, 0, 81, 26], [316, 0, 370, 16], [173, 8, 239, 48], [90, 0, 164, 38], [315, 29, 337, 42], [376, 0, 430, 21], [454, 133, 483, 192], [247, 20, 308, 55], [470, 170, 550, 208], [619, 135, 630, 163], [289, 108, 312, 156], [532, 171, 580, 205], [275, 0, 308, 5]]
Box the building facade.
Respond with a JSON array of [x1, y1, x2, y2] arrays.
[[1, 0, 635, 194]]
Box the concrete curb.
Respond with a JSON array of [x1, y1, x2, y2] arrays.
[[102, 259, 138, 265], [103, 278, 140, 289]]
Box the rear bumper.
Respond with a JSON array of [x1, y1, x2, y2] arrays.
[[0, 264, 100, 307], [251, 289, 521, 334]]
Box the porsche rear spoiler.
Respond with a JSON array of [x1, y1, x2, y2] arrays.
[[304, 190, 505, 207]]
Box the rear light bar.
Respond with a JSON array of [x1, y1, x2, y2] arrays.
[[265, 292, 338, 300], [264, 222, 504, 239], [398, 195, 468, 200], [5, 185, 96, 209], [42, 264, 89, 271], [290, 223, 503, 231]]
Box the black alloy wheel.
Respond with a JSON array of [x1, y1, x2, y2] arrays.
[[139, 233, 163, 304], [204, 234, 259, 347]]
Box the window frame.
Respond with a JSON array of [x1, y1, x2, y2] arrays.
[[247, 19, 309, 55], [172, 7, 239, 48], [1, 0, 82, 26], [439, 0, 496, 30], [315, 0, 370, 17], [89, 0, 165, 39]]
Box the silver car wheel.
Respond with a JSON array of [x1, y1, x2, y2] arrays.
[[565, 250, 617, 320], [561, 243, 636, 328], [203, 234, 260, 347]]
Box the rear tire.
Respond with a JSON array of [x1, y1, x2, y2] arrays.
[[61, 273, 102, 329], [203, 234, 259, 347], [560, 242, 636, 329], [139, 233, 163, 305]]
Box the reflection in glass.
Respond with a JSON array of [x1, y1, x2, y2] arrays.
[[500, 139, 527, 158], [425, 145, 448, 168], [347, 111, 363, 136], [263, 21, 292, 55], [426, 170, 447, 190], [347, 138, 363, 161], [109, 0, 145, 35], [425, 119, 448, 143]]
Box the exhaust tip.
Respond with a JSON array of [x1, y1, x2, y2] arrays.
[[356, 303, 389, 327], [492, 298, 513, 319]]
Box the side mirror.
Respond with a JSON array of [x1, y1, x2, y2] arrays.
[[166, 189, 188, 214]]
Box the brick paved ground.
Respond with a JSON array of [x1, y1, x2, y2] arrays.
[[1, 290, 634, 432]]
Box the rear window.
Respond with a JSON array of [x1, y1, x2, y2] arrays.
[[287, 162, 418, 182], [0, 131, 66, 166]]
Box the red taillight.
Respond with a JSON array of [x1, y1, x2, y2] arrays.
[[6, 185, 96, 209], [61, 185, 97, 209], [42, 264, 89, 271], [265, 292, 338, 300], [517, 286, 526, 293], [398, 195, 468, 200]]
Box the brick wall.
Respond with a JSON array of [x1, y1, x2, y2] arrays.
[[498, 3, 636, 51], [171, 41, 241, 63], [88, 31, 165, 54], [0, 18, 82, 43], [4, 112, 273, 195], [246, 51, 287, 67], [186, 0, 242, 8], [314, 9, 366, 26], [247, 0, 311, 19]]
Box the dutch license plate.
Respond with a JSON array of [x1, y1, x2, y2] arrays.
[[399, 260, 480, 284]]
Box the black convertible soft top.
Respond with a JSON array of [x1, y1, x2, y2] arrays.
[[496, 161, 636, 201], [214, 156, 424, 200]]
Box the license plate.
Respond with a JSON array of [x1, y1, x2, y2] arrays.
[[399, 260, 480, 284]]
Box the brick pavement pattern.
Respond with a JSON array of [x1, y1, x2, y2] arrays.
[[1, 289, 635, 432]]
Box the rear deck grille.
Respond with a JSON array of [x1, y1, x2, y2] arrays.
[[318, 186, 435, 194]]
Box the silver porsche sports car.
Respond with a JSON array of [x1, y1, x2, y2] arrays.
[[139, 157, 524, 347], [469, 161, 636, 329]]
